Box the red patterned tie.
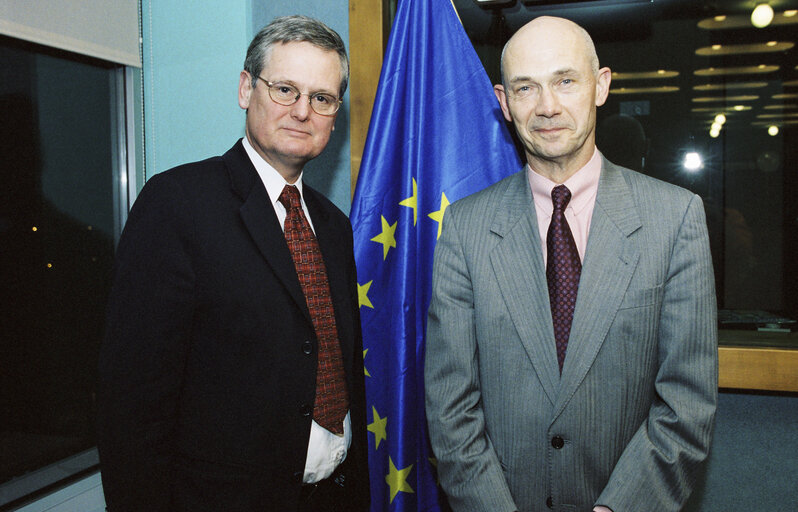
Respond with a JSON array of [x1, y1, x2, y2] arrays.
[[279, 185, 348, 434], [546, 185, 582, 373]]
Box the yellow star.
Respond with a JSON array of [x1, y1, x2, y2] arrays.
[[399, 177, 418, 226], [358, 280, 374, 309], [367, 406, 387, 450], [363, 349, 370, 377], [370, 216, 397, 260], [385, 457, 414, 503], [427, 192, 450, 240]]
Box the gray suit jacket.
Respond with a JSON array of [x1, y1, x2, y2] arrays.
[[425, 158, 717, 512]]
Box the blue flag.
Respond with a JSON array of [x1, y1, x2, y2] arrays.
[[350, 0, 522, 510]]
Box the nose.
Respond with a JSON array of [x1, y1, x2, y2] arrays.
[[289, 95, 312, 121], [535, 86, 561, 118]]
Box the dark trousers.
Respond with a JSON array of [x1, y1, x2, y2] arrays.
[[297, 458, 364, 512]]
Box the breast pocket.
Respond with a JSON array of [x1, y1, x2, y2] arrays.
[[618, 284, 662, 310]]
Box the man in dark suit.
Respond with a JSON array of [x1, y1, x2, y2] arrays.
[[97, 15, 369, 512], [425, 16, 717, 512]]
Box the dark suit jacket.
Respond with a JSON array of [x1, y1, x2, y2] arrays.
[[97, 140, 369, 511]]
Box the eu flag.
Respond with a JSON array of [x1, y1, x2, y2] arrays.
[[350, 0, 522, 509]]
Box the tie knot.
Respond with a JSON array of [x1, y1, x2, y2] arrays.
[[551, 185, 572, 212], [278, 185, 301, 210]]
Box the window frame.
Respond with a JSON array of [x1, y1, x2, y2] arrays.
[[0, 61, 137, 511]]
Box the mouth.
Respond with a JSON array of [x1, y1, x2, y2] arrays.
[[281, 126, 312, 137], [534, 126, 566, 136]]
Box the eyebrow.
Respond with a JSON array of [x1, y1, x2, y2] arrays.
[[508, 68, 579, 83], [270, 78, 337, 95]]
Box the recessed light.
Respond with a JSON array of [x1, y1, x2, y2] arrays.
[[751, 4, 775, 28]]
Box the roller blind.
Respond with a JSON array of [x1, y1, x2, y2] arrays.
[[0, 0, 140, 67]]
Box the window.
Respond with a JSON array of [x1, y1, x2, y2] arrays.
[[454, 0, 798, 336], [0, 35, 133, 507]]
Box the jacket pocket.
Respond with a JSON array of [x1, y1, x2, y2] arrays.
[[618, 284, 662, 310]]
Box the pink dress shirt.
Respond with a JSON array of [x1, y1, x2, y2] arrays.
[[527, 149, 602, 266]]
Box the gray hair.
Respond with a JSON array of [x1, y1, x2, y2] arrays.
[[244, 15, 349, 97]]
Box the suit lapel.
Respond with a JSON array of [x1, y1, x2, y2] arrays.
[[489, 172, 560, 404], [553, 159, 642, 418], [224, 141, 312, 324]]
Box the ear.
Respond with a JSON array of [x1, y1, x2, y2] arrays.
[[494, 84, 513, 122], [238, 71, 253, 110], [595, 67, 611, 107]]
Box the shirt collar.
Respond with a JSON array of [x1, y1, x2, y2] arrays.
[[241, 136, 305, 206], [528, 148, 601, 216]]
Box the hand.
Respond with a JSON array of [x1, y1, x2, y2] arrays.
[[594, 507, 613, 512]]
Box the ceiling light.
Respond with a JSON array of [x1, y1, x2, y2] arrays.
[[710, 129, 721, 138], [694, 82, 768, 91], [694, 65, 779, 76], [768, 125, 779, 136], [611, 70, 679, 80], [609, 86, 680, 95], [692, 95, 759, 103], [751, 4, 775, 28], [684, 152, 703, 171], [784, 10, 797, 17], [695, 41, 793, 56], [714, 114, 727, 124], [733, 105, 747, 111], [714, 15, 727, 22]]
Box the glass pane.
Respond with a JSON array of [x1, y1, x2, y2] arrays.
[[0, 37, 117, 487], [454, 0, 798, 339]]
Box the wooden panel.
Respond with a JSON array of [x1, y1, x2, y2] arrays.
[[719, 346, 798, 392], [348, 0, 387, 198]]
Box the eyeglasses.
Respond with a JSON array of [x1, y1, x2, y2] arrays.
[[257, 76, 342, 116]]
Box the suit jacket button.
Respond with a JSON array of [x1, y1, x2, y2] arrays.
[[302, 340, 313, 355], [546, 496, 554, 508], [551, 436, 564, 449], [300, 403, 312, 416]]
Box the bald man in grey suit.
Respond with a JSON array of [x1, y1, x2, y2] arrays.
[[425, 17, 717, 512]]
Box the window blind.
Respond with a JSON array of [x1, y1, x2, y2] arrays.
[[0, 0, 140, 67]]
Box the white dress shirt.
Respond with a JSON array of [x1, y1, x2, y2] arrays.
[[242, 137, 351, 484]]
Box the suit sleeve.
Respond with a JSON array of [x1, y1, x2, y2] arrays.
[[97, 174, 196, 512], [424, 207, 518, 512], [596, 194, 718, 511]]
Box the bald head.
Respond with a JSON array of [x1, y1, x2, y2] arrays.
[[501, 16, 599, 86], [493, 15, 611, 180]]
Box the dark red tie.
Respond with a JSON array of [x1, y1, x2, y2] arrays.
[[546, 185, 581, 373], [279, 185, 348, 434]]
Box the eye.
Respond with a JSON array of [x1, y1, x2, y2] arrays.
[[313, 94, 332, 104], [271, 83, 298, 98]]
